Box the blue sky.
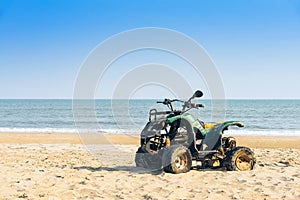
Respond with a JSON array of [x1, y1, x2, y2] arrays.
[[0, 0, 299, 99]]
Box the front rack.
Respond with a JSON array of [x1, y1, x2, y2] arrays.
[[149, 109, 181, 121]]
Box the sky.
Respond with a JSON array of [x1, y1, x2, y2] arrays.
[[0, 0, 300, 99]]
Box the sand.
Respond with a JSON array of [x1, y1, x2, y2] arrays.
[[0, 133, 300, 199]]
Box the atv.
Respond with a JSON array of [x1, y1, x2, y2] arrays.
[[135, 90, 256, 173]]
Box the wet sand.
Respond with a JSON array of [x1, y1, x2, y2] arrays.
[[1, 133, 300, 149]]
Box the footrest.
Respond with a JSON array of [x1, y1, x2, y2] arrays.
[[196, 150, 218, 160]]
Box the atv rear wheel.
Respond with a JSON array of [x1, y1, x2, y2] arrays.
[[135, 147, 162, 170], [224, 146, 256, 171], [162, 145, 192, 174]]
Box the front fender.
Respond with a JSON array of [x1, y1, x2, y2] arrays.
[[166, 113, 207, 135]]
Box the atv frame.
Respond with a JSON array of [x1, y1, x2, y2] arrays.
[[135, 90, 256, 173]]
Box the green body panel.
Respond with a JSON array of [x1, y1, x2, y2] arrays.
[[205, 121, 244, 135], [201, 120, 244, 150], [166, 113, 244, 137], [221, 121, 244, 129], [166, 113, 208, 136]]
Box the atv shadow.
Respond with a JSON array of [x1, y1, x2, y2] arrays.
[[192, 166, 228, 172], [73, 165, 165, 175], [72, 165, 226, 175]]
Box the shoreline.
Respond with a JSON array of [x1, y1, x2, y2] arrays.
[[0, 132, 300, 149]]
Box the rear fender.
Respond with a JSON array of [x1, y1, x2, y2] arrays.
[[201, 121, 244, 151]]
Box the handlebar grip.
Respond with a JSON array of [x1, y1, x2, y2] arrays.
[[157, 99, 172, 105], [197, 104, 205, 108]]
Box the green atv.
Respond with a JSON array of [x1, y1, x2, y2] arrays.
[[135, 90, 256, 173]]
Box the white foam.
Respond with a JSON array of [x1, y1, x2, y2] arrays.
[[0, 127, 299, 136], [0, 127, 140, 134], [0, 127, 79, 134], [223, 129, 300, 137]]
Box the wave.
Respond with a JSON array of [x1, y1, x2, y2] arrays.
[[0, 127, 300, 136]]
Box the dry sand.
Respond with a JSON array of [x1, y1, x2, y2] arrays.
[[0, 133, 300, 199]]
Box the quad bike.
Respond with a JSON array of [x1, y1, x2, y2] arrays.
[[135, 90, 256, 174]]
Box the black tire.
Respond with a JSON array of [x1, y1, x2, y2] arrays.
[[135, 148, 147, 168], [135, 147, 162, 170], [162, 145, 192, 174], [224, 146, 256, 171]]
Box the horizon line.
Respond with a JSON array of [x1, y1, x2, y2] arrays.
[[1, 98, 300, 100]]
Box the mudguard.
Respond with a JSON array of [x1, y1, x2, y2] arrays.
[[201, 121, 244, 151], [166, 113, 207, 136], [166, 113, 207, 154]]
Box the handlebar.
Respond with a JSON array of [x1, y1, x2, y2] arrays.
[[183, 102, 205, 109], [156, 99, 184, 105], [157, 98, 204, 111], [156, 90, 204, 112], [189, 103, 204, 108]]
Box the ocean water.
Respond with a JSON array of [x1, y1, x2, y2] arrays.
[[0, 99, 300, 136]]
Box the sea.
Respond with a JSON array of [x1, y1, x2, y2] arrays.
[[0, 99, 299, 136]]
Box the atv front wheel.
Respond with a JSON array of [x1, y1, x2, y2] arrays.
[[135, 147, 162, 170], [162, 145, 192, 174], [224, 146, 256, 171]]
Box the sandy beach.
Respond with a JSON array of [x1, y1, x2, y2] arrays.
[[0, 133, 300, 199]]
